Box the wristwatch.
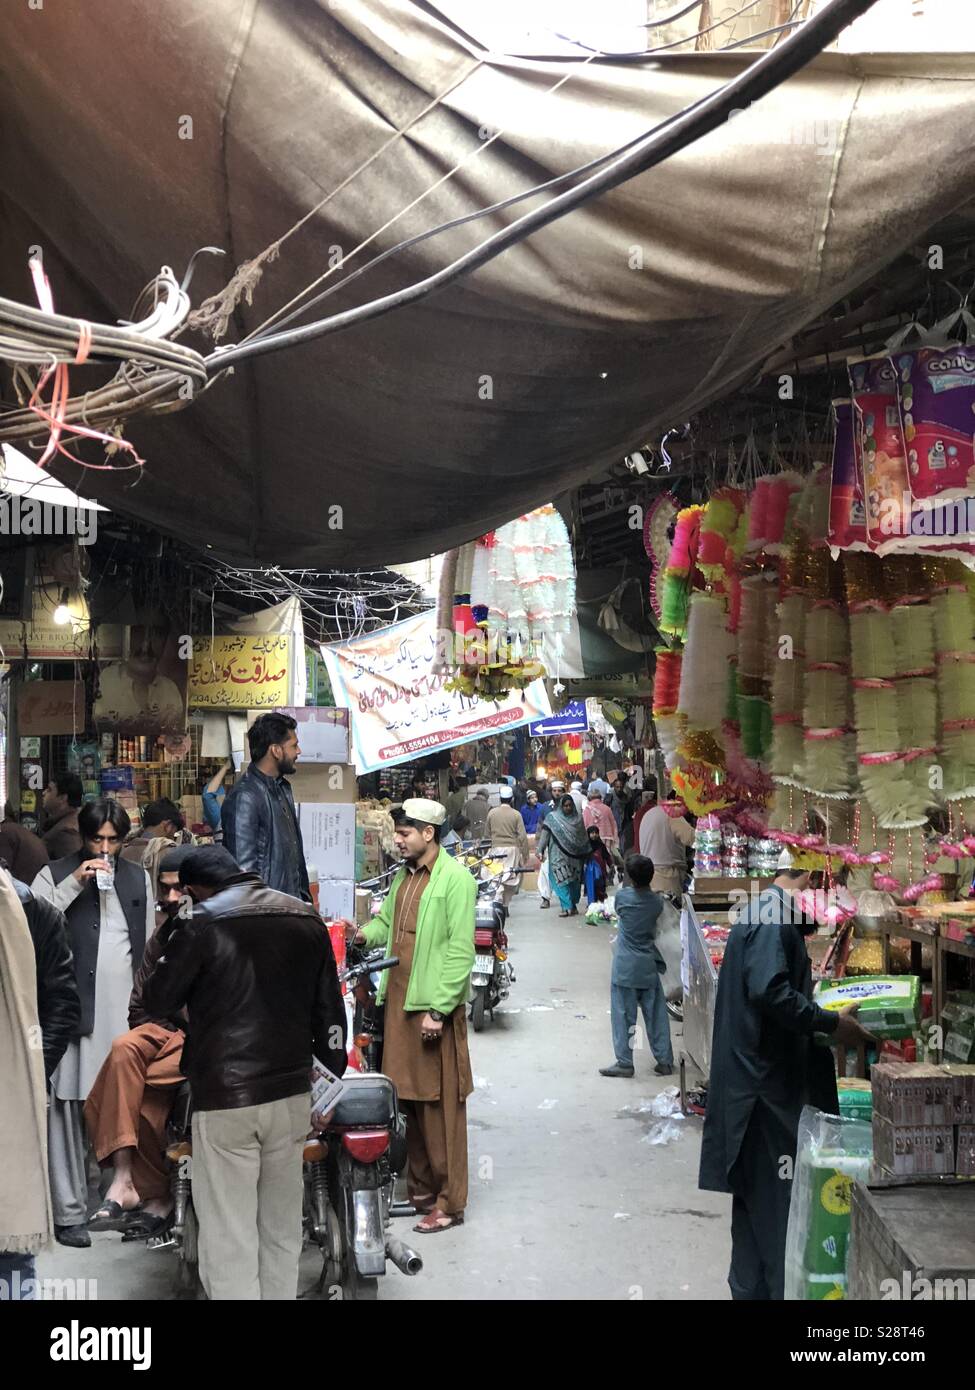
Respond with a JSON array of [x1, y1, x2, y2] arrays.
[[428, 1009, 447, 1023]]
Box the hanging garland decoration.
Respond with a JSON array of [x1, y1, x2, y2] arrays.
[[643, 492, 679, 625], [443, 505, 572, 700]]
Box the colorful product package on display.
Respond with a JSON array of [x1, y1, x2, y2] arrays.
[[784, 1108, 872, 1302], [943, 1064, 975, 1125], [894, 345, 975, 501], [849, 355, 911, 550], [957, 1125, 975, 1176], [871, 1062, 953, 1125], [827, 399, 869, 551], [836, 1079, 873, 1122], [873, 1117, 954, 1177], [813, 975, 921, 1040], [941, 992, 975, 1064]]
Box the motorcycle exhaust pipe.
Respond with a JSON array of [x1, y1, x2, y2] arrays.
[[386, 1234, 423, 1276]]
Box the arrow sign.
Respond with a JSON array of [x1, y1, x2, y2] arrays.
[[529, 700, 589, 737]]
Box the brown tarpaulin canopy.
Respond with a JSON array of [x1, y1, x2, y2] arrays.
[[2, 1, 974, 565]]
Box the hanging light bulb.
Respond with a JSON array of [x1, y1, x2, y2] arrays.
[[53, 588, 72, 626]]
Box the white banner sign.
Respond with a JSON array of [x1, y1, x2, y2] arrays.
[[321, 611, 551, 774]]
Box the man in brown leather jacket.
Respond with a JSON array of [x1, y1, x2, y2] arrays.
[[143, 845, 347, 1301]]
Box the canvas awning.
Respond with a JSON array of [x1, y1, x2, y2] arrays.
[[2, 2, 975, 565]]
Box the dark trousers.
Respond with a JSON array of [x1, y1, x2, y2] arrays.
[[728, 1105, 794, 1301]]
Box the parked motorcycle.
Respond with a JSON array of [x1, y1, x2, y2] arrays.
[[304, 945, 422, 1300], [469, 860, 520, 1031]]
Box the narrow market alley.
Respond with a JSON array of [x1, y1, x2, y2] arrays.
[[36, 890, 730, 1303]]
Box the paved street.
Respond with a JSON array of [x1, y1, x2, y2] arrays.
[[38, 890, 731, 1302]]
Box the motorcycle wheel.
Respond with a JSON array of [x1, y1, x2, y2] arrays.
[[341, 1265, 379, 1301], [666, 999, 684, 1024], [471, 987, 486, 1032]]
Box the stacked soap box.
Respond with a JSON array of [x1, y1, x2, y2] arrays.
[[872, 1062, 975, 1178]]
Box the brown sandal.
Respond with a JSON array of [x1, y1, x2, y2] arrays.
[[413, 1209, 464, 1234]]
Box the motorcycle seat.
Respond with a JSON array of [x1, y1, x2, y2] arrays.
[[331, 1072, 397, 1128]]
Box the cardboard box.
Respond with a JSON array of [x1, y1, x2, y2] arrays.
[[297, 803, 356, 881], [944, 1065, 975, 1125], [873, 1117, 955, 1177], [871, 1063, 953, 1126], [317, 878, 355, 922], [291, 762, 358, 804], [957, 1125, 975, 1177]]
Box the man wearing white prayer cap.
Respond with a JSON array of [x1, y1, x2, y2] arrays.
[[341, 796, 475, 1233], [486, 785, 529, 908], [568, 781, 586, 816]]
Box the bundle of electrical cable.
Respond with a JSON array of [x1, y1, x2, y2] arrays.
[[0, 259, 206, 464]]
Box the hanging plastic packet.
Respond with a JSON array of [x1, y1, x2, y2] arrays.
[[827, 399, 869, 552], [894, 342, 975, 509], [848, 356, 912, 552]]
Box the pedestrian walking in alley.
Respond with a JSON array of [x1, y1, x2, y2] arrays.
[[584, 824, 616, 903], [583, 787, 619, 852], [486, 785, 529, 908], [462, 785, 490, 840], [0, 869, 66, 1299], [520, 789, 545, 834], [142, 846, 347, 1300], [32, 798, 154, 1248], [85, 846, 196, 1237], [221, 711, 310, 901], [637, 793, 695, 896], [698, 853, 877, 1301], [0, 802, 49, 883], [599, 854, 673, 1079], [344, 799, 475, 1234], [39, 773, 84, 861], [536, 795, 590, 917]]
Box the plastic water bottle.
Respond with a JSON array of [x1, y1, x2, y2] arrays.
[[95, 856, 115, 892]]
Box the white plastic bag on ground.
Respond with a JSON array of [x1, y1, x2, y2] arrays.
[[650, 1086, 681, 1117]]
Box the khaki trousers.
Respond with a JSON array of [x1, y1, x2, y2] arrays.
[[192, 1092, 309, 1301], [650, 865, 684, 896], [403, 1097, 469, 1216]]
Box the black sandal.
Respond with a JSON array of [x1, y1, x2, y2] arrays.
[[88, 1199, 141, 1232], [120, 1212, 172, 1241]]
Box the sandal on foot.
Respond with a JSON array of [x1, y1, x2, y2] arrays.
[[558, 910, 569, 918], [413, 1209, 464, 1234], [88, 1199, 141, 1232], [120, 1212, 172, 1241]]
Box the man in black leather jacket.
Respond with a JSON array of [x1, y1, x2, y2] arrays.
[[221, 711, 310, 901], [143, 845, 346, 1301], [6, 868, 80, 1081]]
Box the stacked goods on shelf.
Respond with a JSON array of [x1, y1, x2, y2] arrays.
[[693, 814, 723, 878], [871, 1061, 975, 1177], [942, 991, 975, 1064], [837, 1079, 873, 1122], [785, 1108, 873, 1302], [722, 822, 748, 876]]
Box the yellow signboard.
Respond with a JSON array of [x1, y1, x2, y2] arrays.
[[188, 634, 292, 710]]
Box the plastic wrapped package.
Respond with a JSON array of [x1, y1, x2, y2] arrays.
[[784, 1107, 873, 1301]]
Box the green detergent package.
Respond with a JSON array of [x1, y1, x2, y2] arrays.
[[803, 1273, 847, 1300], [814, 974, 920, 1040], [785, 1108, 873, 1300], [837, 1079, 873, 1122]]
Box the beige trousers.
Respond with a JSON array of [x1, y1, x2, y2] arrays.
[[192, 1092, 309, 1301], [650, 865, 684, 896]]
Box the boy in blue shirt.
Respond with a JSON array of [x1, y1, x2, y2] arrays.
[[599, 853, 674, 1078]]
